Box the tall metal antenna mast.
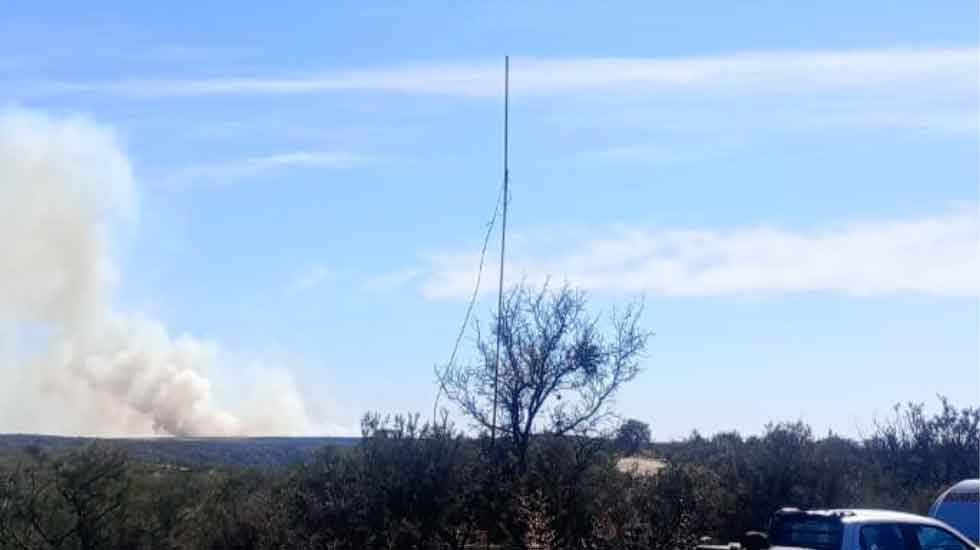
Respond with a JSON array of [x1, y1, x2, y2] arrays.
[[490, 56, 509, 447]]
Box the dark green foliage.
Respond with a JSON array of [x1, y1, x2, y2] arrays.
[[864, 396, 979, 505], [0, 444, 129, 550], [615, 419, 652, 456], [282, 413, 484, 550]]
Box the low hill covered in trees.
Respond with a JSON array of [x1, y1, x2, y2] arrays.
[[0, 434, 358, 468]]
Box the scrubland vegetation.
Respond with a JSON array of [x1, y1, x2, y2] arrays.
[[0, 396, 976, 550]]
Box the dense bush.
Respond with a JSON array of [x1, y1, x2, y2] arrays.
[[615, 420, 652, 456], [656, 397, 980, 541], [0, 396, 976, 550]]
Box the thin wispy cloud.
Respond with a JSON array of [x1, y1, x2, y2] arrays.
[[169, 150, 374, 186], [790, 109, 978, 135], [34, 46, 977, 138], [287, 265, 331, 295], [38, 46, 976, 99], [247, 151, 370, 168], [408, 206, 979, 300], [586, 138, 748, 166], [364, 268, 423, 292]]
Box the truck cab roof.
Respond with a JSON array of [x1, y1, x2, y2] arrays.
[[769, 507, 978, 550], [807, 509, 954, 527]]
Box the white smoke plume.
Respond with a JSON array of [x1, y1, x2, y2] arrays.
[[0, 106, 321, 437]]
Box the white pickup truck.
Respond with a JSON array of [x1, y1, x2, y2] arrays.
[[740, 508, 979, 550]]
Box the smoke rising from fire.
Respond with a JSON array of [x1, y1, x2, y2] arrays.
[[0, 106, 320, 437]]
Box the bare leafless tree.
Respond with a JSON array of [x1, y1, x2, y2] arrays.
[[439, 282, 650, 464]]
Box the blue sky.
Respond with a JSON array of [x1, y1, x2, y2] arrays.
[[2, 1, 977, 438]]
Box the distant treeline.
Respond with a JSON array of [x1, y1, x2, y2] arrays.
[[0, 396, 976, 550], [0, 435, 359, 469]]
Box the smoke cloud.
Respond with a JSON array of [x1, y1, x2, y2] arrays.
[[0, 106, 321, 437]]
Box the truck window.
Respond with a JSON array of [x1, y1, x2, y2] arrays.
[[860, 524, 907, 550], [912, 525, 971, 550], [771, 516, 843, 550]]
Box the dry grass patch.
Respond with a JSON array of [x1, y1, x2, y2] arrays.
[[616, 455, 667, 476]]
